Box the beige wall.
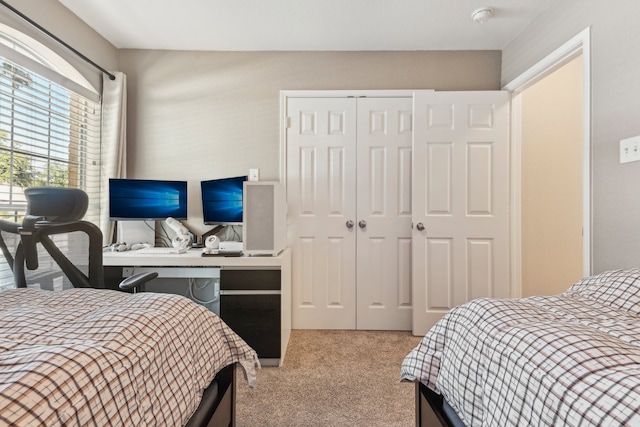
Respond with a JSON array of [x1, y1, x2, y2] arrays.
[[521, 56, 584, 296], [118, 50, 501, 235], [503, 0, 640, 273], [2, 0, 118, 92]]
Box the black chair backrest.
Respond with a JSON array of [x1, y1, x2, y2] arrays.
[[25, 187, 88, 223]]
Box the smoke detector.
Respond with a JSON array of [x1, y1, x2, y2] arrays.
[[471, 7, 493, 24]]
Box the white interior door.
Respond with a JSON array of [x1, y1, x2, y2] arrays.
[[286, 97, 357, 329], [412, 91, 511, 336], [356, 97, 413, 330]]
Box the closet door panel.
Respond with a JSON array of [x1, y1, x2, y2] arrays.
[[287, 98, 357, 329], [412, 91, 511, 336], [356, 97, 413, 331]]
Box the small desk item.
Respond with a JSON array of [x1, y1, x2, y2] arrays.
[[137, 247, 188, 254], [202, 250, 243, 257]]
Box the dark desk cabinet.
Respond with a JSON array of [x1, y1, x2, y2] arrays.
[[220, 269, 281, 361]]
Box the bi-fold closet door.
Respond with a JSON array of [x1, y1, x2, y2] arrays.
[[285, 96, 413, 330]]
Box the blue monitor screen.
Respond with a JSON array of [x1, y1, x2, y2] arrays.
[[201, 176, 247, 224], [109, 178, 188, 220]]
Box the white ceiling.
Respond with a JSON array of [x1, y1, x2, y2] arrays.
[[57, 0, 553, 51]]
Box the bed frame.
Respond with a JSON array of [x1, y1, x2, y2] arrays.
[[416, 383, 466, 427], [187, 363, 237, 427]]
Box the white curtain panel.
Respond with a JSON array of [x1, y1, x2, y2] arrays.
[[100, 72, 127, 245]]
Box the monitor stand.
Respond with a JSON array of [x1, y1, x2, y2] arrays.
[[116, 220, 155, 245]]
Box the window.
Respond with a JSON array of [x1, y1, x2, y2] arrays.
[[0, 31, 101, 291]]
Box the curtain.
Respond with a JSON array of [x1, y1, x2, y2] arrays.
[[100, 72, 127, 245]]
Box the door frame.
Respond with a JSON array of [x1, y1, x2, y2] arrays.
[[503, 27, 592, 298]]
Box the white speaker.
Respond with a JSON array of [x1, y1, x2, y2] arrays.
[[243, 181, 286, 256], [205, 235, 220, 249]]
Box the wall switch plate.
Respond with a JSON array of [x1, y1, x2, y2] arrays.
[[620, 136, 640, 163], [249, 168, 260, 181]]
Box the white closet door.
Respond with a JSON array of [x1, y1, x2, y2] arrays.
[[356, 97, 413, 330], [412, 91, 511, 336], [286, 97, 357, 329]]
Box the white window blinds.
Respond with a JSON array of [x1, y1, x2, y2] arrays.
[[0, 56, 101, 290]]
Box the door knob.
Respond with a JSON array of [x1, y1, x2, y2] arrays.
[[346, 220, 354, 229], [358, 220, 367, 229], [416, 222, 425, 231]]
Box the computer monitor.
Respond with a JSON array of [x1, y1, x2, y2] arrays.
[[200, 176, 247, 225], [109, 178, 188, 220]]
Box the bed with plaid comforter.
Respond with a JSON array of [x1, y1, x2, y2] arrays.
[[401, 269, 640, 426], [0, 288, 259, 426]]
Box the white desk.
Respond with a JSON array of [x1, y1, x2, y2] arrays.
[[103, 248, 289, 268], [104, 248, 291, 366]]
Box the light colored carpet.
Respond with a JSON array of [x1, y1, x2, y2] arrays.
[[236, 329, 422, 427]]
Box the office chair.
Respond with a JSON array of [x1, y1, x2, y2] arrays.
[[0, 187, 156, 292]]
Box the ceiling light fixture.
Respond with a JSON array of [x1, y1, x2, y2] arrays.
[[471, 7, 493, 24]]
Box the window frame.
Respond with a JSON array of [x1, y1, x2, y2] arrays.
[[0, 26, 102, 290]]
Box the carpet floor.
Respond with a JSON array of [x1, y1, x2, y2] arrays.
[[236, 329, 422, 427]]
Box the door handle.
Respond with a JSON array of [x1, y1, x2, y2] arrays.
[[416, 222, 425, 231], [346, 220, 354, 229], [358, 220, 367, 229]]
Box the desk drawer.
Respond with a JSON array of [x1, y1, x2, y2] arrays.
[[220, 269, 280, 291]]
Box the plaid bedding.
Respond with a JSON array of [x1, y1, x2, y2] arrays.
[[401, 269, 640, 427], [0, 288, 259, 426]]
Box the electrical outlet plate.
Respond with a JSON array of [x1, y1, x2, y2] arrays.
[[620, 136, 640, 164], [249, 168, 260, 181]]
